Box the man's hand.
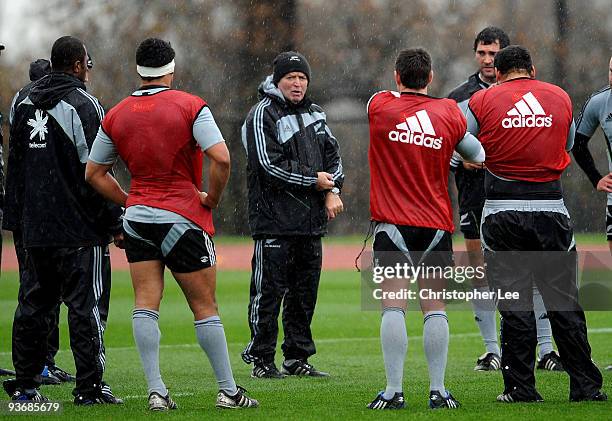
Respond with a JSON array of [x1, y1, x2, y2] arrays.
[[463, 161, 485, 171], [113, 232, 125, 249], [325, 192, 344, 220], [597, 173, 612, 193], [316, 172, 334, 191], [200, 191, 219, 209]]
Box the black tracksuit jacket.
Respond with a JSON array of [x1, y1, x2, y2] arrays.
[[242, 76, 344, 239], [3, 72, 122, 247]]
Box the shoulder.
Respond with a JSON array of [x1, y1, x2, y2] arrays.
[[170, 89, 204, 102], [536, 80, 571, 101], [367, 90, 399, 114], [438, 97, 463, 111], [246, 97, 276, 124], [70, 87, 104, 121], [447, 78, 472, 102], [103, 96, 132, 124], [308, 102, 327, 119], [165, 89, 207, 112], [583, 86, 610, 110], [468, 86, 488, 105]]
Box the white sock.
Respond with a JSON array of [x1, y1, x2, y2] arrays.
[[423, 311, 449, 394], [132, 309, 168, 396], [381, 307, 407, 399], [195, 316, 238, 395], [533, 288, 553, 358], [471, 286, 500, 355]]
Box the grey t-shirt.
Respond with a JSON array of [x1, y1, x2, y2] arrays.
[[576, 87, 612, 204]]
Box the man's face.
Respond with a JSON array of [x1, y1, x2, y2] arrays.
[[475, 40, 501, 81], [278, 72, 308, 104]]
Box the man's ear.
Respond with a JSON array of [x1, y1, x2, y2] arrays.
[[394, 70, 402, 87], [72, 60, 82, 75], [495, 68, 503, 83], [428, 70, 433, 85], [529, 65, 536, 78]]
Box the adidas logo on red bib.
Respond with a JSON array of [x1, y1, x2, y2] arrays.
[[388, 109, 443, 149], [502, 92, 553, 128]]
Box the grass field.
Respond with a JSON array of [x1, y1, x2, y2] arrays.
[[0, 269, 610, 420]]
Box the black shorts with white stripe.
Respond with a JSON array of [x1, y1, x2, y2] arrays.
[[372, 223, 453, 269], [459, 208, 483, 240], [123, 220, 216, 273]]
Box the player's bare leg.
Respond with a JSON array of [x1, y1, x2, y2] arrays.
[[173, 266, 258, 408]]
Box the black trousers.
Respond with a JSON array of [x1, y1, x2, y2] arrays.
[[12, 246, 111, 394], [242, 237, 322, 364], [14, 238, 60, 367], [482, 210, 603, 400]]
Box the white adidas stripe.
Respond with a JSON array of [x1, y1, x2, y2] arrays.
[[507, 91, 546, 117], [396, 109, 436, 135]]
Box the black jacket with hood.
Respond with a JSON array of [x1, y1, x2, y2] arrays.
[[242, 75, 344, 238], [3, 72, 122, 247]]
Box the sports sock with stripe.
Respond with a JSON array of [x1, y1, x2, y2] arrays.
[[423, 311, 449, 394], [533, 288, 553, 358], [194, 316, 238, 395], [380, 307, 407, 400], [471, 286, 500, 356], [132, 309, 168, 397]]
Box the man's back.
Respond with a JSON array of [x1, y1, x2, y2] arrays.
[[469, 78, 572, 182], [101, 87, 213, 234], [5, 73, 120, 247], [368, 91, 466, 231]]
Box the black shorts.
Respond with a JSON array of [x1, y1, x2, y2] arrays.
[[606, 206, 612, 241], [454, 166, 485, 238], [459, 208, 483, 240], [123, 220, 216, 273], [372, 223, 453, 269]]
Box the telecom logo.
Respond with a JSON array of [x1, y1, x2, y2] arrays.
[[388, 110, 442, 150], [502, 92, 553, 128]]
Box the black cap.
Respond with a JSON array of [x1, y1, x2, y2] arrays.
[[272, 51, 311, 85], [29, 59, 51, 81]]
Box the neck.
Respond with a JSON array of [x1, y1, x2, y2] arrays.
[[140, 80, 170, 88], [499, 70, 531, 83], [478, 72, 495, 85], [399, 86, 428, 95], [140, 73, 172, 88]]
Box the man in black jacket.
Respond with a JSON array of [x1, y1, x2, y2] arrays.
[[241, 51, 344, 378], [0, 42, 16, 378], [2, 36, 123, 404], [7, 58, 75, 386]]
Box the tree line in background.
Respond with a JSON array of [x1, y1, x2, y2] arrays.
[[1, 0, 610, 236]]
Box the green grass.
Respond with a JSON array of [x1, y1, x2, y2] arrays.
[[0, 270, 610, 420]]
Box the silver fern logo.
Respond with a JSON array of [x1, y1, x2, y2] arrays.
[[27, 109, 49, 142]]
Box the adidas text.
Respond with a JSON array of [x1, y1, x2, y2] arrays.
[[388, 130, 442, 149], [502, 114, 553, 129]]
